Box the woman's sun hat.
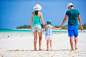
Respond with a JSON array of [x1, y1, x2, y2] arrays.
[[33, 4, 42, 10], [67, 3, 73, 8]]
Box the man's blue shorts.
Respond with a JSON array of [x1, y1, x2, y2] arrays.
[[68, 25, 78, 37]]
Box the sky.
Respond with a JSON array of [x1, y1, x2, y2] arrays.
[[0, 0, 86, 29]]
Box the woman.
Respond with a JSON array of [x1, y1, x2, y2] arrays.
[[30, 4, 45, 51]]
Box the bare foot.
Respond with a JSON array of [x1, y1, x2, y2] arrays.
[[34, 49, 37, 51], [51, 48, 53, 50], [75, 47, 78, 50], [71, 48, 74, 51], [47, 49, 49, 51], [39, 49, 42, 51]]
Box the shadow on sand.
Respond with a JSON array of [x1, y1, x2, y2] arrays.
[[7, 49, 70, 51]]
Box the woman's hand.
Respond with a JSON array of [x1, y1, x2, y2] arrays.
[[30, 27, 32, 30], [44, 25, 48, 29], [43, 28, 46, 31]]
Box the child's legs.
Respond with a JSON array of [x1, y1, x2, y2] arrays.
[[45, 35, 52, 50], [47, 40, 49, 50], [50, 40, 53, 50]]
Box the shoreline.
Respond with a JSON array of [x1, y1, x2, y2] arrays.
[[1, 29, 86, 31], [0, 30, 86, 33]]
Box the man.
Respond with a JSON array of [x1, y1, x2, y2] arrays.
[[60, 3, 83, 50]]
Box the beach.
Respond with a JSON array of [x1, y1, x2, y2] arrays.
[[0, 31, 86, 57]]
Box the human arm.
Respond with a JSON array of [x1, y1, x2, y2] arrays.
[[43, 28, 46, 31], [43, 25, 48, 31], [40, 13, 45, 26], [60, 15, 68, 29], [52, 26, 60, 30], [30, 13, 33, 30], [78, 15, 83, 31]]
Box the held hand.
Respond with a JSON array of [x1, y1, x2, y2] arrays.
[[30, 27, 32, 30], [60, 26, 63, 30], [59, 27, 61, 30], [43, 29, 46, 31], [80, 26, 83, 31], [44, 25, 47, 29]]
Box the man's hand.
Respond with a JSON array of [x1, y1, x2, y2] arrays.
[[80, 26, 83, 31], [78, 15, 83, 31], [60, 15, 68, 30], [59, 27, 62, 30], [60, 26, 63, 30]]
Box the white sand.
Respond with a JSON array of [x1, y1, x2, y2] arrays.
[[0, 32, 86, 57]]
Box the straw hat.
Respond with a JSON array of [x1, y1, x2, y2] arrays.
[[33, 4, 42, 10], [67, 3, 73, 8]]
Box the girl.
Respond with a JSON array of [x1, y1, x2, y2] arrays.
[[43, 20, 60, 51]]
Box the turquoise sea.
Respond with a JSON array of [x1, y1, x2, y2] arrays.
[[0, 29, 86, 33]]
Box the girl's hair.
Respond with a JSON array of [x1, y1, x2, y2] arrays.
[[35, 10, 38, 15], [47, 23, 51, 25]]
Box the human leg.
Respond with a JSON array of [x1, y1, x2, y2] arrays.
[[38, 31, 42, 50], [70, 36, 74, 50], [33, 31, 37, 51], [50, 40, 53, 50], [47, 40, 49, 51], [73, 26, 78, 50], [74, 36, 78, 50]]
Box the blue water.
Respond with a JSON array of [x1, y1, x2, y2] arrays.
[[0, 29, 86, 33]]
